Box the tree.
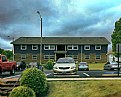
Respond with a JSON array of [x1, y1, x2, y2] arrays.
[[0, 48, 4, 54], [111, 18, 121, 55]]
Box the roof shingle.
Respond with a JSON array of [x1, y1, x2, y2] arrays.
[[11, 37, 110, 45]]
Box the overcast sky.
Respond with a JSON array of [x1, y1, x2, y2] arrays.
[[0, 0, 121, 50]]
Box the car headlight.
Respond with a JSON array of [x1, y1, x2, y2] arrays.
[[53, 66, 58, 69], [17, 65, 19, 67]]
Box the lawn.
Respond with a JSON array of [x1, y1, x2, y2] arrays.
[[46, 80, 121, 97], [89, 63, 105, 70]]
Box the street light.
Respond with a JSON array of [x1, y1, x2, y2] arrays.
[[37, 11, 42, 65], [8, 36, 14, 61]]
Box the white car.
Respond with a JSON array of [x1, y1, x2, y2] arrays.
[[78, 62, 89, 71], [53, 57, 77, 74], [104, 61, 121, 70]]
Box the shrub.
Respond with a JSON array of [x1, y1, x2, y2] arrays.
[[9, 86, 36, 97], [44, 60, 53, 70], [20, 68, 47, 96]]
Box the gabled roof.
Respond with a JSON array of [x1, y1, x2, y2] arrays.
[[11, 37, 110, 45]]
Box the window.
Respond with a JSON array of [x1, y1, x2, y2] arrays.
[[21, 54, 26, 60], [32, 45, 38, 50], [84, 45, 90, 50], [44, 55, 54, 60], [21, 45, 27, 50], [50, 45, 55, 50], [66, 55, 78, 60], [67, 45, 78, 50], [95, 45, 101, 50], [85, 55, 90, 59], [95, 54, 101, 60], [44, 45, 49, 50], [32, 55, 37, 60], [2, 56, 7, 62], [44, 45, 55, 50]]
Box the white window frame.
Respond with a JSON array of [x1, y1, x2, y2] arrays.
[[44, 45, 49, 50], [67, 45, 78, 50], [50, 45, 55, 50], [44, 55, 49, 60], [32, 45, 38, 50], [95, 55, 101, 60], [85, 55, 90, 59], [95, 45, 101, 50], [66, 55, 78, 60], [32, 54, 37, 60], [44, 55, 54, 60], [84, 45, 90, 50], [44, 45, 55, 50], [21, 54, 26, 60], [21, 45, 27, 50]]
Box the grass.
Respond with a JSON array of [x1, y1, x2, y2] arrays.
[[89, 63, 105, 70], [46, 80, 121, 97]]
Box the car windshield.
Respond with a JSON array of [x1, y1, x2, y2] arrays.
[[57, 58, 75, 63], [79, 62, 87, 65]]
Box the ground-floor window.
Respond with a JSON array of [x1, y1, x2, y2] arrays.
[[66, 55, 78, 60], [32, 54, 37, 60], [21, 54, 26, 60], [85, 55, 90, 59], [95, 54, 101, 60], [44, 55, 54, 60]]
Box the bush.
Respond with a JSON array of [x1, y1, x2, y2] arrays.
[[44, 60, 53, 70], [9, 86, 36, 97], [20, 68, 47, 96]]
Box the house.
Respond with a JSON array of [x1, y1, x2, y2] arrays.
[[107, 51, 121, 62], [11, 37, 110, 63]]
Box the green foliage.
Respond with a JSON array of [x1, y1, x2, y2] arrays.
[[20, 68, 47, 96], [112, 18, 121, 55], [9, 86, 36, 97], [0, 48, 4, 54], [44, 60, 54, 70], [0, 48, 13, 60]]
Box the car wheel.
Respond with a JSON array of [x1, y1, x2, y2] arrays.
[[10, 67, 15, 75], [0, 70, 2, 74]]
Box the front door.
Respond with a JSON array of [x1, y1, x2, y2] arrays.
[[56, 54, 65, 61]]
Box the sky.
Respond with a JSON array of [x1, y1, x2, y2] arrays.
[[0, 0, 121, 50]]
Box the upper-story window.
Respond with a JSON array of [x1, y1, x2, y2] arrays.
[[44, 45, 55, 50], [95, 45, 101, 50], [84, 45, 90, 50], [67, 45, 78, 50], [21, 45, 27, 50], [32, 45, 38, 50]]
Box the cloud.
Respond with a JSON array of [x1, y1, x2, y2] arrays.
[[0, 0, 121, 49]]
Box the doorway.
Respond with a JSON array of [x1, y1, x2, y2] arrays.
[[56, 53, 65, 61]]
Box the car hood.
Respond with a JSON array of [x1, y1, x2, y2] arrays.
[[54, 63, 76, 67]]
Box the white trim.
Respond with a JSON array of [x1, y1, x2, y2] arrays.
[[21, 45, 27, 50], [32, 54, 37, 60], [95, 54, 101, 60], [21, 54, 26, 60], [84, 45, 90, 50], [95, 45, 101, 50], [67, 45, 78, 50], [44, 55, 54, 60], [44, 45, 55, 50], [85, 55, 90, 59], [32, 45, 38, 50]]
